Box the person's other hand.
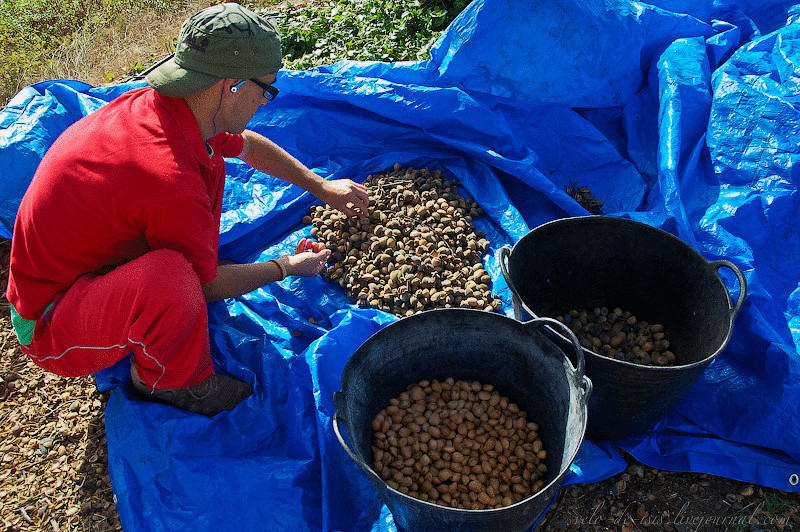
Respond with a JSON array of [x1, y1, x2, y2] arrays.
[[319, 179, 369, 217], [281, 238, 331, 277]]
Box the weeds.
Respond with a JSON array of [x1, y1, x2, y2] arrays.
[[1, 0, 470, 108], [275, 0, 467, 70], [0, 0, 197, 105], [763, 491, 793, 515], [1, 0, 83, 102]]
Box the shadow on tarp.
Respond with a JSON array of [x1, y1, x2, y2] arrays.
[[2, 0, 800, 530]]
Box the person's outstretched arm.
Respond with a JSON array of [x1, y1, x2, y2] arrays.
[[202, 238, 330, 302], [238, 130, 369, 217]]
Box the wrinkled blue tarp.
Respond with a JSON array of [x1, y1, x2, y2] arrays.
[[1, 0, 800, 529]]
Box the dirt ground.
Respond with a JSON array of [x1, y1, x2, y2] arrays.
[[0, 236, 798, 531]]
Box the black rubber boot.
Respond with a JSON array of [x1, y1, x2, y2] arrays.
[[130, 365, 252, 417]]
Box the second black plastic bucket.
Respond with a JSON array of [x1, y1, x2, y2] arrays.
[[333, 309, 591, 532], [498, 216, 747, 440]]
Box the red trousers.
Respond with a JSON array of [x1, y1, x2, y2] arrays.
[[24, 249, 214, 390]]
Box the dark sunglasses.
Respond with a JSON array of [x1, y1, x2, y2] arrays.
[[250, 79, 279, 101], [231, 79, 279, 100]]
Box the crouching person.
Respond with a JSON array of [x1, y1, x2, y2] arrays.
[[6, 3, 368, 416]]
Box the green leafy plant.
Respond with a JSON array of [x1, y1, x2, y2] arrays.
[[763, 491, 793, 515], [123, 61, 146, 76], [1, 0, 470, 107], [271, 0, 468, 70], [1, 0, 83, 98]]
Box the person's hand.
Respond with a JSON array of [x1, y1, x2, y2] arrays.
[[280, 238, 331, 277], [318, 179, 369, 217]]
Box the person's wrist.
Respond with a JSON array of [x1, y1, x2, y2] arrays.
[[311, 175, 332, 202], [277, 255, 292, 277], [268, 257, 288, 280]]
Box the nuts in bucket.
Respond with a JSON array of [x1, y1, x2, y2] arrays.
[[371, 378, 547, 510], [303, 164, 503, 317], [554, 307, 676, 366]]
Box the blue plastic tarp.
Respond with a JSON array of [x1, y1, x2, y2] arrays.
[[1, 0, 799, 530]]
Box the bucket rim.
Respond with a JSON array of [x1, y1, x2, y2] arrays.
[[342, 308, 579, 374], [501, 215, 746, 371], [520, 301, 726, 372], [333, 308, 590, 517], [334, 406, 585, 516], [512, 216, 709, 270], [341, 309, 591, 390], [377, 462, 576, 514], [578, 342, 721, 371]]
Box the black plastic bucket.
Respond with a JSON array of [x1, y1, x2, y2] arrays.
[[498, 216, 746, 440], [333, 309, 591, 532]]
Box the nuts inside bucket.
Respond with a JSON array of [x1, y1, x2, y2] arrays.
[[554, 307, 676, 366], [371, 378, 547, 510], [303, 164, 503, 317]]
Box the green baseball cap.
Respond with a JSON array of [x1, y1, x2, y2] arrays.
[[146, 3, 283, 98]]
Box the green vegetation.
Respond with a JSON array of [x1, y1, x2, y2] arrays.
[[0, 0, 469, 107], [763, 491, 794, 515], [1, 0, 84, 97], [276, 0, 468, 70]]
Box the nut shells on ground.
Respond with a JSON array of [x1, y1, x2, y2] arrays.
[[0, 314, 121, 531]]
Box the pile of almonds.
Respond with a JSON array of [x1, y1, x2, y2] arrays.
[[554, 307, 676, 366], [371, 378, 547, 510], [303, 164, 502, 317]]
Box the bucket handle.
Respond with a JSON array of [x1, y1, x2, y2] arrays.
[[332, 391, 378, 479], [709, 260, 747, 320], [499, 247, 591, 396], [524, 317, 592, 397], [497, 246, 526, 321]]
